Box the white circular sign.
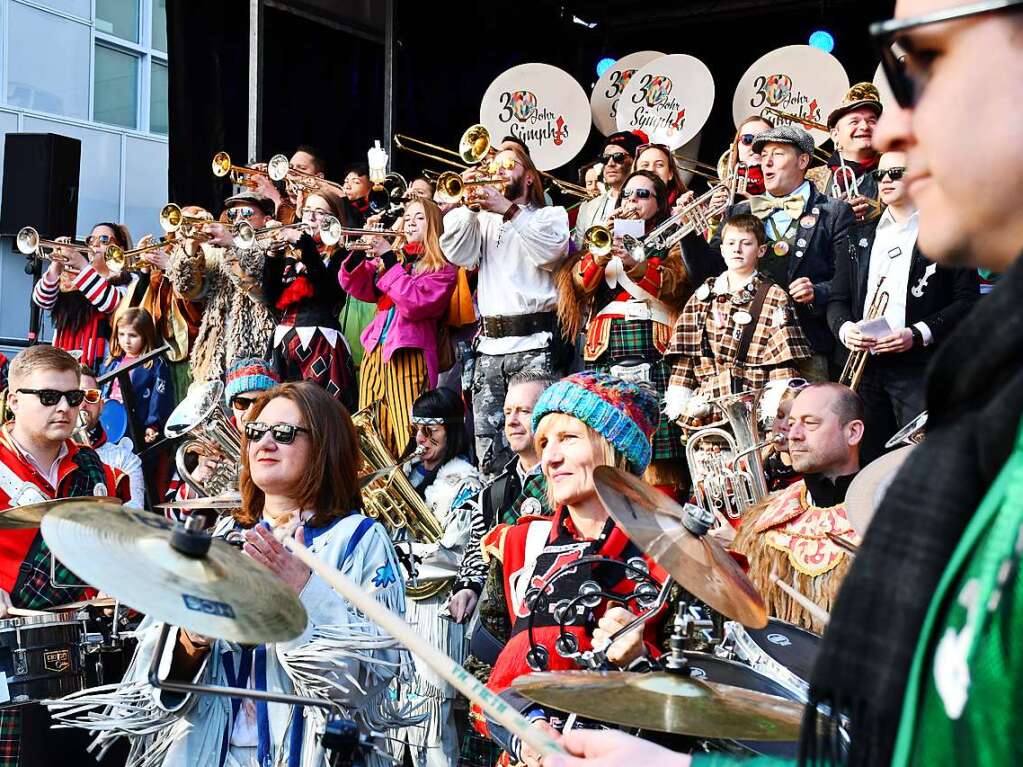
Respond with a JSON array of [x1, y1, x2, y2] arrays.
[[671, 132, 703, 187], [616, 54, 715, 150], [732, 45, 850, 146], [480, 63, 591, 171], [873, 62, 897, 114], [590, 51, 663, 136]]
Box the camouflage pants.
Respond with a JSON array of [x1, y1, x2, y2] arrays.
[[471, 347, 556, 479]]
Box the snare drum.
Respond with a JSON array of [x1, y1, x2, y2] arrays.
[[726, 618, 821, 698], [0, 611, 86, 706]]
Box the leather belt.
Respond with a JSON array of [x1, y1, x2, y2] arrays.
[[481, 312, 555, 339]]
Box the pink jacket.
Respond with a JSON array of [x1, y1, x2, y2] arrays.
[[338, 258, 458, 387]]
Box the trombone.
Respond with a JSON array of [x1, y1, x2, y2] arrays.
[[758, 107, 833, 165], [211, 152, 272, 189], [265, 154, 346, 196], [15, 227, 91, 263], [839, 275, 890, 392]]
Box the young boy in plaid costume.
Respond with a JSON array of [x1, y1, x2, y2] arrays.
[[664, 214, 811, 428], [0, 345, 129, 765]]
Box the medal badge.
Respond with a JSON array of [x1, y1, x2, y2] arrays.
[[799, 216, 817, 229], [696, 284, 711, 301], [773, 240, 790, 257], [733, 310, 752, 326]]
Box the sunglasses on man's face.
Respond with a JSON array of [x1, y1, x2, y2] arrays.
[[874, 166, 907, 182], [17, 388, 85, 407], [870, 0, 1023, 109], [620, 188, 654, 200], [82, 388, 102, 405], [602, 152, 629, 166], [225, 207, 257, 222], [244, 421, 309, 445]]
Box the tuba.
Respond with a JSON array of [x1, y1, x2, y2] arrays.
[[165, 381, 242, 498], [351, 404, 449, 601], [686, 390, 774, 522]]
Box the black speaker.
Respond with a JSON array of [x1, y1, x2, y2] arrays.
[[0, 133, 81, 239]]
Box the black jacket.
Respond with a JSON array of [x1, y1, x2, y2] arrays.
[[827, 217, 980, 365], [262, 233, 347, 329], [721, 185, 855, 355]]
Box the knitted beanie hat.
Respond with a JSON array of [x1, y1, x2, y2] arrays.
[[224, 358, 280, 402], [531, 371, 659, 475]]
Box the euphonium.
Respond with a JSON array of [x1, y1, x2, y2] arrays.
[[352, 404, 449, 601], [165, 381, 242, 498]]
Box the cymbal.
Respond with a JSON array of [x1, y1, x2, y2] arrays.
[[47, 596, 118, 611], [157, 491, 242, 511], [0, 496, 118, 530], [514, 670, 803, 740], [40, 500, 307, 644], [844, 445, 916, 537], [593, 466, 767, 628]]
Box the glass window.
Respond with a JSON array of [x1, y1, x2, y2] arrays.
[[94, 46, 139, 129], [6, 3, 91, 119], [96, 0, 140, 43], [123, 137, 169, 237], [152, 0, 168, 52], [30, 0, 91, 18], [150, 62, 169, 135]]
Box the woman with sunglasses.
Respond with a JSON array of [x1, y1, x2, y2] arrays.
[[262, 189, 358, 410], [61, 382, 411, 767], [634, 143, 688, 207], [716, 114, 773, 202], [557, 170, 691, 496], [390, 387, 480, 767], [32, 222, 136, 367], [339, 198, 459, 457]]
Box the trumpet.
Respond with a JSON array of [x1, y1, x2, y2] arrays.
[[211, 151, 272, 189], [159, 203, 215, 234], [582, 224, 645, 262], [265, 154, 346, 196], [635, 185, 730, 258], [839, 275, 890, 392], [234, 215, 344, 249], [15, 227, 92, 262], [334, 226, 406, 252], [434, 171, 508, 206], [103, 239, 174, 272]]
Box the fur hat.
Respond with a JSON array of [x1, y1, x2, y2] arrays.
[[827, 82, 883, 129]]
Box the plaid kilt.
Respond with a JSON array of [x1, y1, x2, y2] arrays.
[[586, 318, 683, 461], [0, 709, 18, 766]]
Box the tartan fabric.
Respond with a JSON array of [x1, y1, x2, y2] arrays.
[[0, 709, 19, 766], [666, 273, 812, 399], [586, 319, 683, 461], [500, 471, 551, 526], [13, 535, 89, 610]]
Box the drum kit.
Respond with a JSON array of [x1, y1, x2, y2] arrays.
[[0, 475, 829, 760]]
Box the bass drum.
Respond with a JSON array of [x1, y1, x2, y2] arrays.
[[99, 399, 128, 444], [684, 652, 801, 758]]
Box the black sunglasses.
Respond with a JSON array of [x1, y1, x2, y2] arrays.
[[602, 151, 629, 165], [870, 0, 1023, 108], [17, 388, 85, 407], [739, 133, 757, 146], [244, 421, 310, 445], [874, 166, 907, 181], [621, 188, 654, 200], [231, 395, 257, 411]]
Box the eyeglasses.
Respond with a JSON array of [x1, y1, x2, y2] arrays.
[[602, 152, 629, 166], [302, 208, 331, 219], [86, 235, 112, 246], [870, 0, 1023, 108], [486, 157, 519, 174], [738, 133, 759, 147], [620, 188, 653, 200], [244, 421, 310, 445], [225, 207, 257, 222], [411, 424, 444, 440], [874, 166, 907, 181], [231, 395, 257, 411], [17, 388, 85, 407], [82, 388, 102, 405]]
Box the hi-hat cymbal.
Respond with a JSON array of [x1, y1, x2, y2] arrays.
[[0, 496, 118, 529], [157, 492, 242, 511], [40, 500, 307, 644], [593, 466, 767, 628], [514, 670, 803, 740]]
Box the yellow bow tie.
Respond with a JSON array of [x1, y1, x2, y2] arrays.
[[749, 194, 805, 221]]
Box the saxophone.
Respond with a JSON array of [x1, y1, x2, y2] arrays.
[[351, 404, 450, 601]]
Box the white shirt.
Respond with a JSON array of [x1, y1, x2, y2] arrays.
[[863, 208, 931, 343], [441, 205, 570, 355], [95, 438, 144, 509], [571, 189, 620, 252], [8, 433, 68, 489]]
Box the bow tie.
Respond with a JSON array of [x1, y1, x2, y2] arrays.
[[749, 194, 805, 220]]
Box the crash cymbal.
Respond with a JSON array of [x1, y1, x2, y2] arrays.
[[593, 466, 767, 628], [0, 496, 118, 530], [40, 500, 306, 644], [845, 445, 916, 537], [514, 670, 802, 740], [46, 596, 118, 611], [157, 491, 242, 511]]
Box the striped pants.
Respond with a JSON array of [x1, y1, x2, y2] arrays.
[[359, 345, 429, 457]]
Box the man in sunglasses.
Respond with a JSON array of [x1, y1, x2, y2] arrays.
[[571, 130, 644, 252], [828, 150, 978, 462]]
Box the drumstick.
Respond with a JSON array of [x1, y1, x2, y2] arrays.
[[281, 536, 566, 759], [769, 573, 830, 627], [7, 607, 50, 617]]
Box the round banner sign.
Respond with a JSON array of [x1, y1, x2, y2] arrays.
[[732, 45, 849, 146], [615, 54, 715, 149], [480, 63, 591, 171], [590, 51, 663, 136]]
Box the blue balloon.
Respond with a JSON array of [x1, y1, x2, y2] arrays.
[[809, 30, 835, 53], [596, 57, 616, 77]]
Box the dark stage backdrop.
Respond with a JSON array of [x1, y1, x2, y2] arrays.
[[168, 0, 894, 209]]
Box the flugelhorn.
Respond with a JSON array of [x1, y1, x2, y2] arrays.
[[211, 152, 272, 189], [434, 171, 508, 206], [15, 227, 91, 262], [159, 203, 215, 234], [234, 215, 344, 249], [103, 239, 174, 272], [265, 154, 346, 196]]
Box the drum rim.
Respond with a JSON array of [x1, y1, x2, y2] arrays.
[[0, 610, 84, 630]]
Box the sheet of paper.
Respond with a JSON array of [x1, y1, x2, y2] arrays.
[[611, 218, 645, 239], [858, 316, 893, 339]]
